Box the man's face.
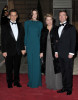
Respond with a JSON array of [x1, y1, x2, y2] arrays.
[[59, 12, 67, 23], [9, 12, 18, 22]]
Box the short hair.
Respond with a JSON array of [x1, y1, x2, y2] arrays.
[[59, 10, 68, 16], [9, 9, 18, 15], [28, 8, 39, 20], [44, 13, 53, 21], [44, 13, 55, 26]]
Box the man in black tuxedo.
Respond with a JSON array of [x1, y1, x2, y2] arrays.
[[55, 10, 76, 95], [1, 9, 26, 88]]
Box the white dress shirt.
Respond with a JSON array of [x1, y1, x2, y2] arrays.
[[10, 20, 18, 41], [58, 21, 67, 38]]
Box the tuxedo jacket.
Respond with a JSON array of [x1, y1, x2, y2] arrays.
[[1, 21, 25, 56], [55, 23, 76, 58]]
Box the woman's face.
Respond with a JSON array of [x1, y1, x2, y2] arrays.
[[46, 17, 53, 26], [32, 11, 38, 20]]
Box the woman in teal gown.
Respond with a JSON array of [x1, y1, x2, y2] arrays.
[[24, 9, 43, 88]]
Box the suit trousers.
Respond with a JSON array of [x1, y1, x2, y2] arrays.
[[59, 57, 73, 91], [5, 54, 22, 84]]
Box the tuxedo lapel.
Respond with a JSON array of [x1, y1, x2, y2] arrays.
[[59, 24, 69, 39], [7, 22, 16, 41], [17, 23, 20, 41]]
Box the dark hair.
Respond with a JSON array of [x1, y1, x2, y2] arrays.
[[28, 8, 39, 20], [59, 10, 68, 16], [9, 9, 18, 15]]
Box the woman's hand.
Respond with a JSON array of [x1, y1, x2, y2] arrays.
[[21, 50, 26, 55], [40, 53, 43, 58]]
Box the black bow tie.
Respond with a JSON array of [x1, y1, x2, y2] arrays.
[[10, 21, 17, 25], [59, 22, 67, 27], [59, 24, 64, 27]]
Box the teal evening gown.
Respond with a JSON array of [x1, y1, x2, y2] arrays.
[[24, 20, 43, 88]]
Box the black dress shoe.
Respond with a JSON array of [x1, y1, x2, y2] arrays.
[[8, 84, 13, 88], [14, 83, 22, 87], [27, 84, 29, 87], [57, 88, 66, 93], [67, 91, 72, 95]]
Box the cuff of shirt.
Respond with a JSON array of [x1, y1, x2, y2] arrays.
[[55, 52, 58, 54], [69, 53, 74, 55]]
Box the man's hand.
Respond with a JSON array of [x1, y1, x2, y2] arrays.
[[68, 54, 73, 59], [2, 52, 7, 58], [40, 53, 43, 58], [21, 50, 26, 55], [55, 52, 58, 58]]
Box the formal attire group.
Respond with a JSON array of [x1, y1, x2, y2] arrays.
[[1, 11, 76, 95]]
